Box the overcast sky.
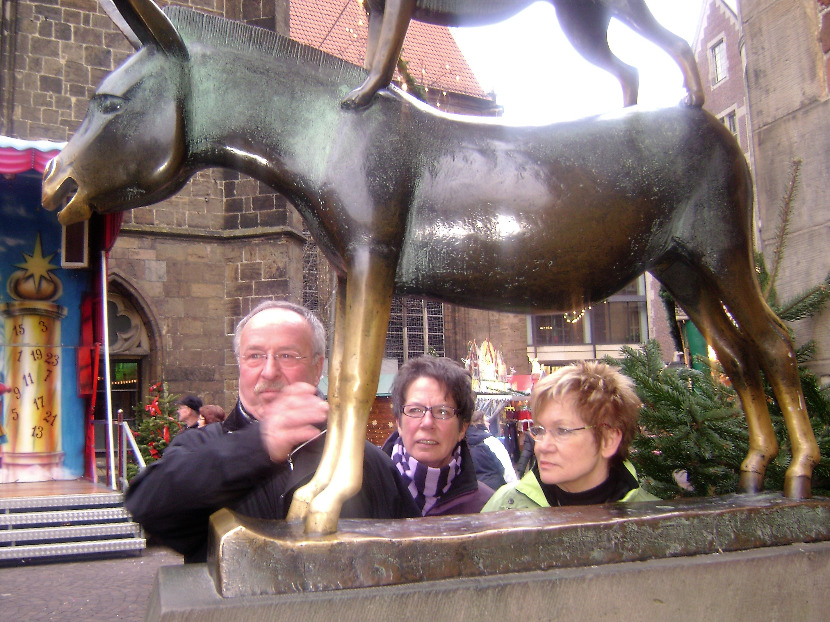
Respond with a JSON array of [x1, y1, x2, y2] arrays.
[[452, 0, 710, 124]]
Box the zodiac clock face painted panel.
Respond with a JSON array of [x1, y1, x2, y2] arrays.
[[1, 237, 68, 479], [1, 172, 91, 482]]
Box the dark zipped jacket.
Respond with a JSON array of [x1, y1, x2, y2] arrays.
[[381, 431, 494, 516], [125, 401, 420, 562]]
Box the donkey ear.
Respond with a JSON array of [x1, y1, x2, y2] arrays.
[[100, 0, 187, 58]]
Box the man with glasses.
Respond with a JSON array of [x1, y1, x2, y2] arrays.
[[482, 361, 657, 512], [126, 300, 419, 562]]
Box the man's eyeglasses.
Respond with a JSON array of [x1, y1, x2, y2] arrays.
[[239, 352, 309, 370], [401, 404, 458, 420], [528, 424, 594, 441]]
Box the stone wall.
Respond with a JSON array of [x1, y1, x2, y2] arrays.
[[3, 0, 305, 408], [741, 0, 830, 379]]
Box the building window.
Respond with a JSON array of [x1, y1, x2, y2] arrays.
[[721, 110, 738, 138], [385, 297, 445, 365], [711, 39, 728, 84], [532, 314, 583, 346], [590, 300, 646, 344], [529, 277, 647, 348]]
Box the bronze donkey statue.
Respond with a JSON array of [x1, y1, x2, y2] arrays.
[[343, 0, 705, 109], [42, 0, 817, 535]]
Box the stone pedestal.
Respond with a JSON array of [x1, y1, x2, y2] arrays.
[[146, 494, 830, 621]]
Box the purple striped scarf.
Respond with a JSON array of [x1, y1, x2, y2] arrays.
[[391, 436, 461, 515]]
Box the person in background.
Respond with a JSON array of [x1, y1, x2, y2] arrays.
[[126, 300, 419, 562], [514, 430, 536, 477], [198, 404, 226, 427], [382, 356, 494, 515], [466, 410, 517, 491], [483, 361, 657, 512], [176, 394, 203, 431]]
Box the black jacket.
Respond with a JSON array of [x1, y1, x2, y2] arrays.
[[125, 401, 420, 562], [465, 425, 510, 490]]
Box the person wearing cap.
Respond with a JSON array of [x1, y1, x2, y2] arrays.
[[125, 300, 419, 562], [176, 394, 203, 430]]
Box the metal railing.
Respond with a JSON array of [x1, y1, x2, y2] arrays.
[[93, 410, 146, 490]]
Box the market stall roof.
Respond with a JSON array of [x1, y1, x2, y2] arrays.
[[0, 136, 65, 174]]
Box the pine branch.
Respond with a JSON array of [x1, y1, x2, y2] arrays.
[[764, 158, 801, 299], [774, 273, 830, 322]]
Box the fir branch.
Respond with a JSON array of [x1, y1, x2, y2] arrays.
[[774, 273, 830, 322], [764, 158, 801, 298]]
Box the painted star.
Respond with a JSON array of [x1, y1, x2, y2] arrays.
[[15, 234, 59, 292]]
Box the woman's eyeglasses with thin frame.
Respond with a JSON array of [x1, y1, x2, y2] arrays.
[[528, 424, 595, 442]]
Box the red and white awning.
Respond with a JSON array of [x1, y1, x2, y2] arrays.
[[0, 136, 65, 174]]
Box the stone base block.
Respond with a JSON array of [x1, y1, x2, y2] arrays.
[[147, 540, 830, 621]]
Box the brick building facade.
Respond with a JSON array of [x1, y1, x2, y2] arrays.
[[695, 0, 749, 156]]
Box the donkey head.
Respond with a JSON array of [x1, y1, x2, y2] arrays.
[[42, 0, 189, 225]]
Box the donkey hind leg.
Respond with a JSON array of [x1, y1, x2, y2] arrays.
[[717, 282, 819, 498], [286, 279, 348, 523], [611, 0, 704, 107], [674, 287, 778, 492], [303, 257, 397, 534], [554, 1, 638, 106], [656, 264, 778, 493]]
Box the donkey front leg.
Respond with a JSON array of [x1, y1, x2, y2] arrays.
[[285, 278, 348, 523], [298, 253, 397, 535]]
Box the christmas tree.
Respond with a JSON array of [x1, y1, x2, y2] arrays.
[[127, 382, 183, 480]]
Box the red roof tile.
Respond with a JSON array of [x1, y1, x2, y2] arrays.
[[289, 0, 486, 99]]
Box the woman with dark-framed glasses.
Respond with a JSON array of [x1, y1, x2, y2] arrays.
[[482, 361, 657, 512], [382, 356, 495, 515]]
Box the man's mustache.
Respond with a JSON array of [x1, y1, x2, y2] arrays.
[[254, 381, 286, 394]]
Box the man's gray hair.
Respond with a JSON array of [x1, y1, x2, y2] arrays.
[[233, 300, 326, 359]]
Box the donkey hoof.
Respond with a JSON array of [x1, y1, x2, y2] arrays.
[[783, 475, 812, 499], [285, 496, 310, 522], [738, 470, 764, 494], [304, 510, 338, 536]]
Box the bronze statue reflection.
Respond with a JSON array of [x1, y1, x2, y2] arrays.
[[343, 0, 705, 109]]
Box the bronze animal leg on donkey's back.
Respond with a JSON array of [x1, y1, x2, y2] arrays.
[[342, 0, 415, 109], [290, 253, 398, 534], [610, 0, 705, 107], [285, 279, 348, 523], [553, 1, 640, 107]]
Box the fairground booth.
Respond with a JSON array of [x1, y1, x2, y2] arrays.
[[0, 136, 122, 487]]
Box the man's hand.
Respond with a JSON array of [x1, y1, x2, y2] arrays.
[[257, 382, 329, 463]]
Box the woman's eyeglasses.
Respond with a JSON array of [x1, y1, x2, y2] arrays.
[[529, 424, 594, 441], [401, 404, 458, 420]]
